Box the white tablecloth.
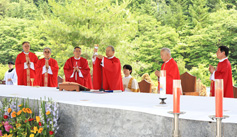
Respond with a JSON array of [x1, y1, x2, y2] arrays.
[[0, 85, 236, 123]]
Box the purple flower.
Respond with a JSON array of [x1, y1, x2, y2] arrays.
[[0, 130, 2, 136]]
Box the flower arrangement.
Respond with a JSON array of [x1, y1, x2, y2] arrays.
[[0, 98, 59, 137]]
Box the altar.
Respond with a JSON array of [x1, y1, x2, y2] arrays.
[[0, 85, 236, 137]]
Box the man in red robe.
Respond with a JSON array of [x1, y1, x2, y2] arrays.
[[15, 42, 38, 86], [92, 45, 123, 91], [35, 48, 59, 87], [155, 48, 180, 94], [63, 47, 93, 89], [209, 46, 233, 98]]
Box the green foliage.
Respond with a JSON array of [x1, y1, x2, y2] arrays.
[[0, 17, 50, 64], [158, 0, 189, 30], [0, 0, 9, 17], [0, 64, 8, 80], [0, 0, 236, 87], [132, 14, 179, 79], [189, 63, 210, 86], [39, 0, 137, 76], [189, 0, 210, 30], [6, 0, 39, 20]]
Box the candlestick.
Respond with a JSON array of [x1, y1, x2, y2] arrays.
[[173, 80, 181, 113], [215, 79, 223, 117], [159, 70, 166, 98]]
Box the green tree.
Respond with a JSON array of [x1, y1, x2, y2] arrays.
[[39, 0, 137, 76], [132, 14, 179, 80], [0, 18, 50, 64], [188, 0, 210, 30], [0, 0, 9, 17], [6, 0, 39, 20]]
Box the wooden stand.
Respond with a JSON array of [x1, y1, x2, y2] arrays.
[[59, 82, 90, 92]]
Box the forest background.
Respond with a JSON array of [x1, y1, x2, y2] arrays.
[[0, 0, 236, 87]]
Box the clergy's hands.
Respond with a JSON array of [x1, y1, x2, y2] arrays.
[[123, 84, 126, 91], [94, 44, 99, 52], [209, 65, 215, 74], [7, 78, 12, 81], [45, 60, 49, 70], [96, 55, 104, 59], [73, 67, 80, 72], [73, 67, 78, 72], [26, 57, 30, 68], [155, 70, 160, 77], [94, 48, 98, 53]]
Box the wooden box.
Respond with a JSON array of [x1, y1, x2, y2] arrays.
[[59, 82, 90, 92]]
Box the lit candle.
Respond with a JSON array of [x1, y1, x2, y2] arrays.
[[173, 80, 181, 113], [159, 70, 166, 98], [215, 79, 223, 117]]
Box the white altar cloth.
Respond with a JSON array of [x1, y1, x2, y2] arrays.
[[0, 85, 236, 123]]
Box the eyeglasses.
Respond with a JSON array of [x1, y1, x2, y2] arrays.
[[44, 51, 50, 53]]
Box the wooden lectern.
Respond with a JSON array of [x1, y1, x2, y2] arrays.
[[59, 82, 90, 92]]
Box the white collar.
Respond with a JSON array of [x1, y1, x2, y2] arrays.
[[124, 75, 132, 78], [24, 52, 29, 55], [165, 58, 172, 63], [219, 57, 228, 62], [45, 58, 50, 60], [74, 57, 81, 60], [107, 56, 114, 59]]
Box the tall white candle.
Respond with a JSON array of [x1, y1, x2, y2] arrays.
[[160, 70, 166, 98]]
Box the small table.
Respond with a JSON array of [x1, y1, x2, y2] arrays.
[[59, 82, 90, 92]]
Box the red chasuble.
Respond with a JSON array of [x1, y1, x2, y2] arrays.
[[161, 58, 180, 94], [63, 57, 92, 89], [35, 58, 59, 87], [15, 52, 38, 86], [210, 59, 233, 98], [93, 56, 123, 91]]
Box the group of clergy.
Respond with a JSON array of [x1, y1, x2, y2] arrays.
[[4, 41, 234, 98]]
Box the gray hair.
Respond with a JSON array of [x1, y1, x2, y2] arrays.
[[161, 47, 171, 55], [107, 45, 115, 51], [43, 47, 51, 53]]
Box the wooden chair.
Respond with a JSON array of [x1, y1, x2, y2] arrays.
[[233, 86, 237, 98], [0, 80, 5, 85], [138, 80, 152, 93], [180, 72, 199, 96]]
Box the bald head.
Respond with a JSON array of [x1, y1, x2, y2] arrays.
[[160, 48, 171, 62]]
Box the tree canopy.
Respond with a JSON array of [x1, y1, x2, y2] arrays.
[[0, 0, 236, 86]]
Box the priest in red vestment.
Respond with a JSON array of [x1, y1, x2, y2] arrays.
[[35, 48, 59, 87], [209, 46, 233, 98], [155, 48, 180, 94], [15, 42, 38, 86], [63, 47, 93, 89], [92, 45, 123, 91]]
